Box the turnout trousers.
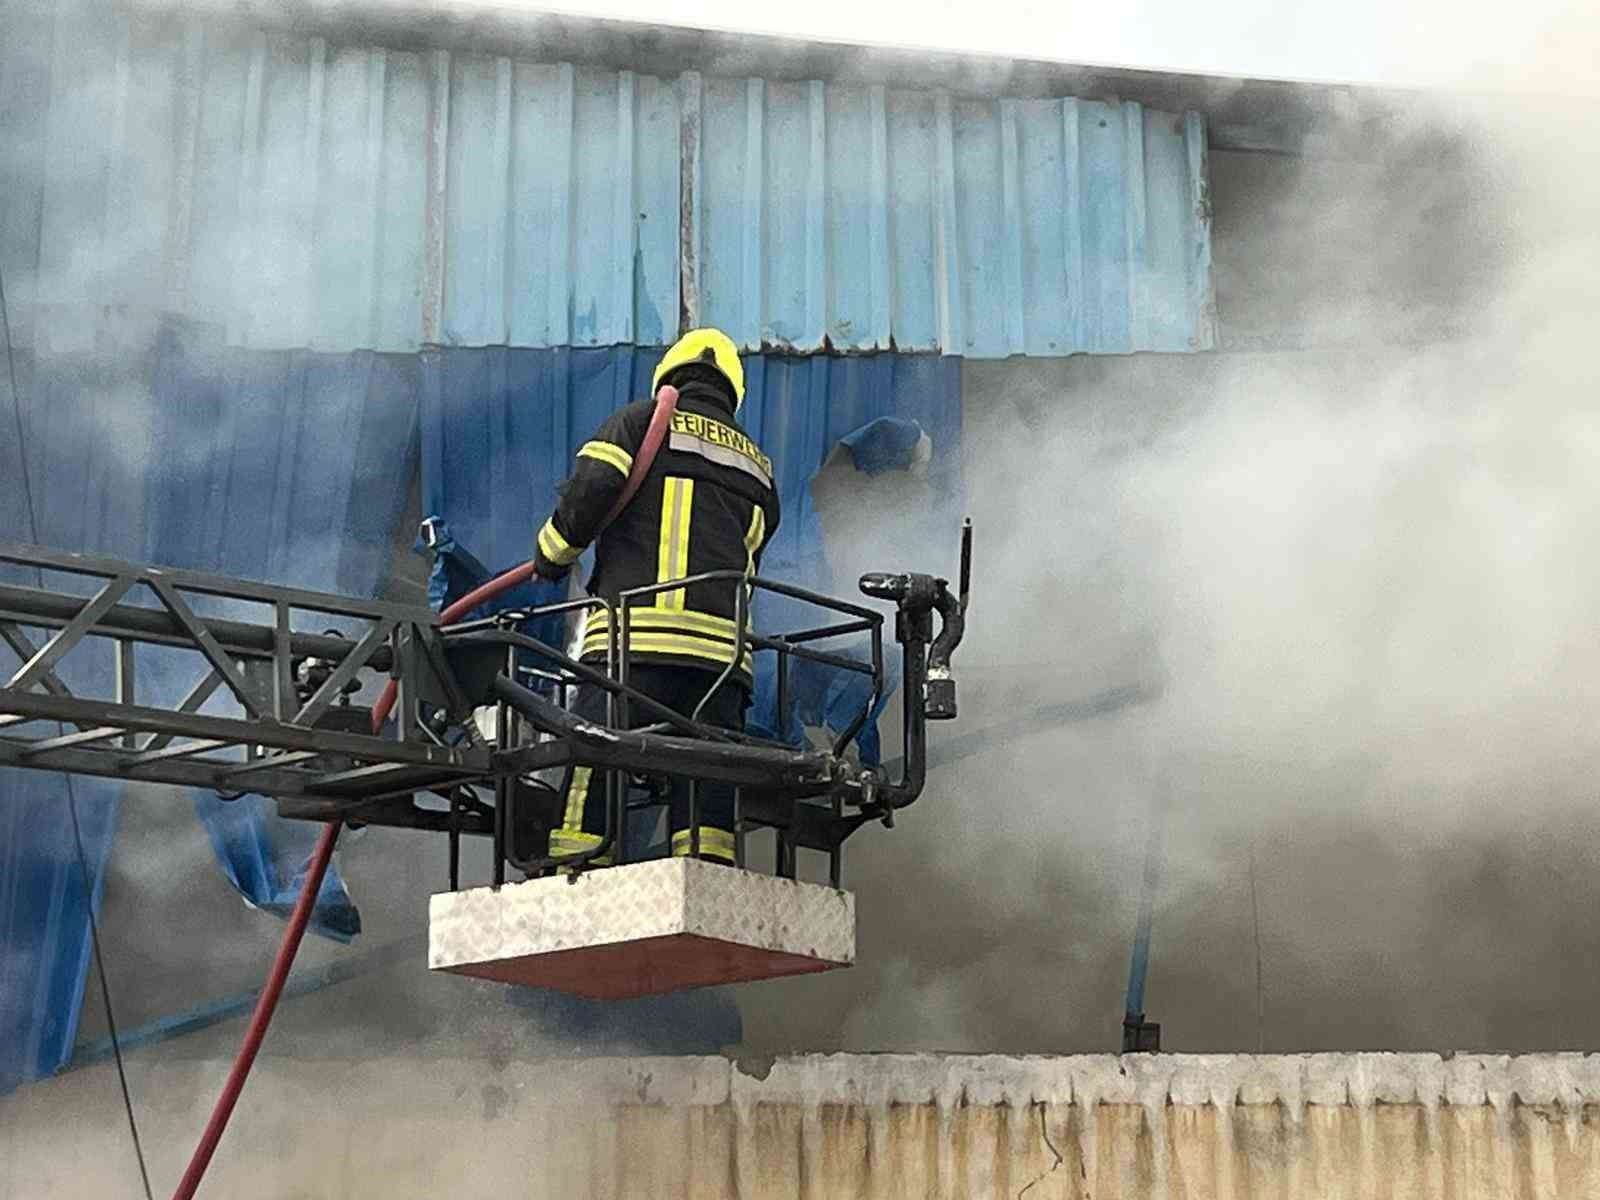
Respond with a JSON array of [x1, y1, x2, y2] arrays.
[[550, 664, 746, 865]]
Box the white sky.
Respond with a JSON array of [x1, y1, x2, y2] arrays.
[[452, 0, 1600, 97]]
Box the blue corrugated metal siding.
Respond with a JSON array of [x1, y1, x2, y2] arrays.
[[420, 345, 661, 572], [739, 353, 962, 586], [143, 321, 421, 599], [0, 320, 419, 1092], [0, 345, 126, 1093], [2, 0, 1212, 358], [0, 347, 144, 1094], [4, 4, 683, 355], [440, 62, 679, 350], [0, 776, 118, 1097]]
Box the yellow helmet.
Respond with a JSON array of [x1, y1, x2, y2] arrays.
[[653, 327, 745, 409]]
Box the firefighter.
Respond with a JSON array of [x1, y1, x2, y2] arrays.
[[532, 328, 780, 866]]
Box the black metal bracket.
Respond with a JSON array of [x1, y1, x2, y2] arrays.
[[1122, 1014, 1162, 1054]]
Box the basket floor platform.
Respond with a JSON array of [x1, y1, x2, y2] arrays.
[[428, 857, 856, 999]]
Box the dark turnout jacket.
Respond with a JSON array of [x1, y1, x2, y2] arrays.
[[533, 380, 780, 686]]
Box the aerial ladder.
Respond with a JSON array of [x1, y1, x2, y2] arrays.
[[0, 525, 970, 996]]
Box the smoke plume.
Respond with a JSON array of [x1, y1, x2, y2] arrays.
[[738, 84, 1600, 1055]]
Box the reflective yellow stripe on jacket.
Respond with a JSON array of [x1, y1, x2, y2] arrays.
[[582, 607, 753, 675], [743, 504, 765, 607], [656, 476, 694, 611], [671, 826, 736, 862], [577, 440, 633, 476], [537, 518, 582, 566], [743, 505, 765, 568], [549, 827, 611, 866], [562, 766, 593, 832]]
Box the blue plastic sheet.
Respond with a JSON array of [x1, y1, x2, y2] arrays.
[[839, 415, 930, 475]]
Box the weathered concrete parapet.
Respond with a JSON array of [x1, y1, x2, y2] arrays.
[[536, 1052, 1600, 1200], [550, 1050, 1600, 1112], [10, 1052, 1600, 1197]]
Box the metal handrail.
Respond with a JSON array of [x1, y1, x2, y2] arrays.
[[452, 569, 893, 879]]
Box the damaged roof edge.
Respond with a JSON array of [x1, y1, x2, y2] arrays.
[[98, 0, 1412, 156]]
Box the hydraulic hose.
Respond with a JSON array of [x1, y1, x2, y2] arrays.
[[170, 384, 678, 1198]]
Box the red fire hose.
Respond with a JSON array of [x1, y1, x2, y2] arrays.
[[169, 386, 677, 1198]]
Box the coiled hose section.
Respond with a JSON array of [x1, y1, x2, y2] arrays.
[[168, 385, 677, 1198]]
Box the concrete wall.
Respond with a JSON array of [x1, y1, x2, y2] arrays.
[[7, 1053, 1600, 1198]]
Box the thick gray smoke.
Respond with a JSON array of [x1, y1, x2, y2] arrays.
[[736, 89, 1600, 1056], [7, 8, 1600, 1198], [13, 0, 1600, 1099]]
